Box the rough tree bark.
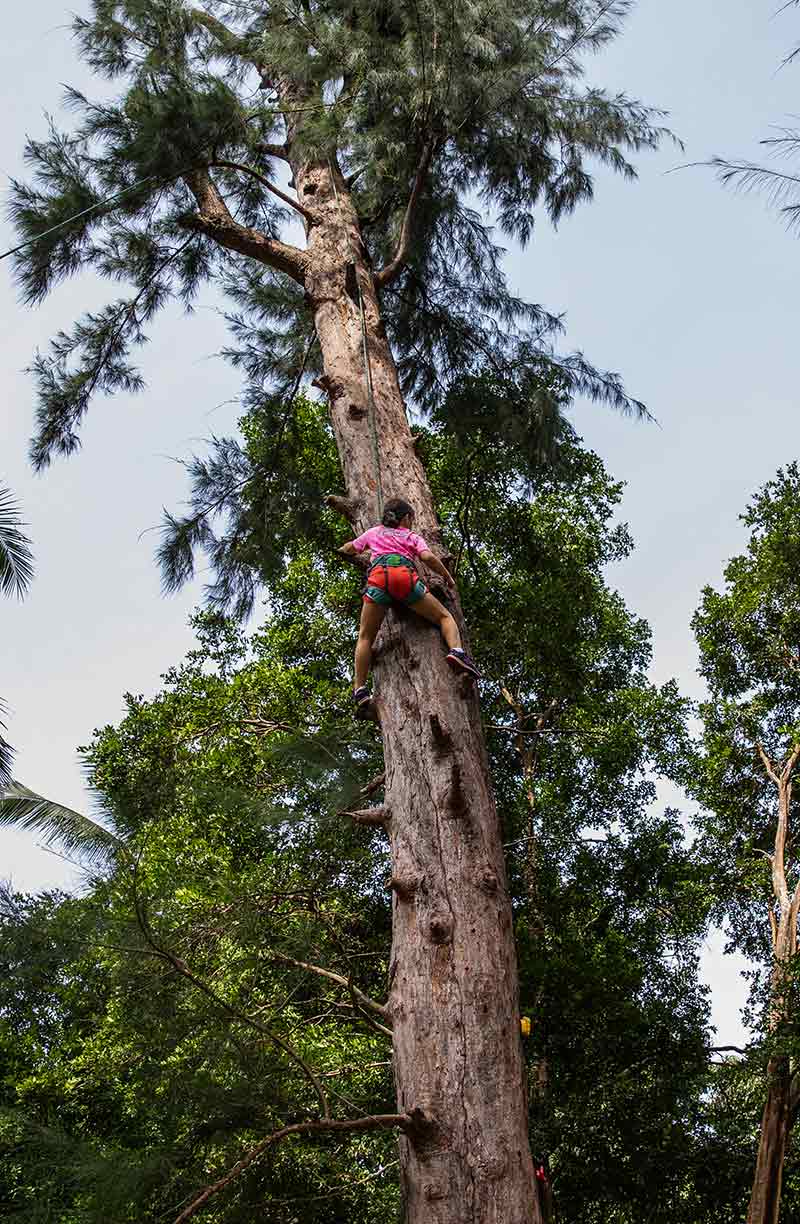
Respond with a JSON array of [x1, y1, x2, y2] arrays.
[[302, 154, 540, 1224], [747, 745, 800, 1224]]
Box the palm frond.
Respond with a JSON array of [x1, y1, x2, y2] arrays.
[[0, 486, 35, 599], [0, 781, 124, 865], [0, 724, 13, 791]]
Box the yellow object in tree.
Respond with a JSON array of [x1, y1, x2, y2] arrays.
[[520, 1016, 531, 1037]]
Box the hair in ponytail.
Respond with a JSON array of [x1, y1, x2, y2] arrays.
[[381, 497, 415, 528]]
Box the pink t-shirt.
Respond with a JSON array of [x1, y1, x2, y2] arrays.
[[351, 524, 430, 564]]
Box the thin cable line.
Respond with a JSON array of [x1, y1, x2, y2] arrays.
[[0, 172, 170, 263], [356, 280, 383, 517]]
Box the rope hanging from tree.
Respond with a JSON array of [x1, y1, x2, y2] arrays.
[[356, 279, 384, 519], [332, 152, 383, 521]]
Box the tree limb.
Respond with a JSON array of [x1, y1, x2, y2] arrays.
[[782, 742, 800, 784], [208, 160, 317, 222], [181, 169, 308, 284], [757, 742, 781, 786], [789, 882, 800, 957], [325, 494, 360, 522], [775, 773, 793, 908], [360, 772, 386, 799], [174, 1113, 412, 1223], [374, 138, 437, 288], [341, 805, 389, 827], [320, 1059, 392, 1077], [189, 8, 252, 58], [273, 953, 392, 1024], [255, 141, 290, 162]]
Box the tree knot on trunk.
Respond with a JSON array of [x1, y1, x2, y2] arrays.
[[402, 1105, 442, 1148], [429, 912, 453, 945], [476, 1152, 508, 1182], [478, 868, 499, 894], [428, 713, 454, 756], [387, 873, 421, 900], [448, 760, 468, 820], [325, 494, 360, 522]]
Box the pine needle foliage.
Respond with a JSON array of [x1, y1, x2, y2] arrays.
[[710, 2, 800, 232], [9, 0, 668, 472]]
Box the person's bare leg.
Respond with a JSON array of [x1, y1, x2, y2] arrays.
[[354, 599, 388, 690], [411, 592, 462, 651]]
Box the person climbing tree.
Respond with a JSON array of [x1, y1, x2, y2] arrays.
[[338, 496, 481, 715], [7, 2, 667, 1218]]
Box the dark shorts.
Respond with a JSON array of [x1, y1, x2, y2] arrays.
[[364, 554, 427, 607]]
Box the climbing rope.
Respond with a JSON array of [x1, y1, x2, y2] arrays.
[[327, 156, 382, 517], [0, 172, 166, 263], [356, 279, 384, 519]]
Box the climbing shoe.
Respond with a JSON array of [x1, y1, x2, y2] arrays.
[[446, 648, 481, 680], [353, 686, 373, 718]]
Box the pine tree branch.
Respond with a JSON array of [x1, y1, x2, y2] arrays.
[[173, 1113, 412, 1223], [189, 8, 251, 58], [181, 169, 307, 284], [374, 138, 437, 289], [208, 160, 317, 222], [273, 953, 392, 1024], [255, 141, 290, 162]]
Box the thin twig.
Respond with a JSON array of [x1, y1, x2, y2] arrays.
[[274, 953, 392, 1027], [173, 1114, 411, 1222], [131, 889, 330, 1118]]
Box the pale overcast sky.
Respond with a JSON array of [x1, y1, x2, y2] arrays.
[[2, 0, 798, 1043]]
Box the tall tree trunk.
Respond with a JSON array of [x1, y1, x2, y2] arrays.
[[747, 1055, 791, 1224], [747, 742, 800, 1224], [294, 154, 541, 1223], [747, 908, 795, 1224]]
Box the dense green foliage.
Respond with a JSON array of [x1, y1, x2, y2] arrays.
[[6, 0, 792, 1218], [2, 402, 722, 1221], [691, 464, 800, 974], [681, 466, 800, 1221]]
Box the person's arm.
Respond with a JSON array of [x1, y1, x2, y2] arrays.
[[337, 539, 370, 567], [419, 549, 455, 586]]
